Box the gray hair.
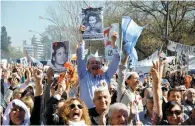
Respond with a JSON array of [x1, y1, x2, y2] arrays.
[[87, 54, 101, 65], [108, 103, 128, 118], [94, 86, 110, 97]]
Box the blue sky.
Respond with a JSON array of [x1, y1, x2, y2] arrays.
[[1, 0, 57, 49]]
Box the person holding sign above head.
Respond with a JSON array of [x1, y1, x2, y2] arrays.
[[51, 42, 68, 70], [77, 25, 120, 109], [84, 12, 102, 34]]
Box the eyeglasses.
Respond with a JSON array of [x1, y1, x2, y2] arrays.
[[166, 110, 182, 116], [70, 104, 83, 109]]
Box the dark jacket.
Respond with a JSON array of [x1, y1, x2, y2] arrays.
[[44, 96, 65, 125]]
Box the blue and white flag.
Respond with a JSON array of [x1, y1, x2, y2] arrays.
[[122, 16, 145, 65]]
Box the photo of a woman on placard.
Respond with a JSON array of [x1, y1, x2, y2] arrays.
[[84, 12, 102, 34], [51, 42, 68, 71]]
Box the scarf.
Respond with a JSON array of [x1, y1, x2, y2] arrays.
[[68, 120, 87, 126], [3, 99, 31, 125]]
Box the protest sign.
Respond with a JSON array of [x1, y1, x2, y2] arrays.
[[50, 41, 69, 72], [82, 7, 104, 40], [20, 57, 28, 67], [167, 40, 195, 55]]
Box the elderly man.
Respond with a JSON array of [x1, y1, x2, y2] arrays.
[[88, 87, 111, 125], [183, 88, 195, 115], [77, 25, 120, 108]]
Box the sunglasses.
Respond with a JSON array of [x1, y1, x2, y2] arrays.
[[166, 110, 182, 116], [70, 104, 83, 109]]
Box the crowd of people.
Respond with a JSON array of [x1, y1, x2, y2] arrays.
[[1, 26, 195, 125]]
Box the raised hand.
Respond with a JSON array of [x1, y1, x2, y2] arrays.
[[99, 112, 107, 125], [151, 58, 165, 88], [80, 25, 86, 33], [46, 67, 54, 85], [130, 101, 136, 116], [111, 31, 118, 48], [33, 68, 43, 96], [79, 25, 86, 43], [57, 78, 66, 95], [33, 68, 43, 82]]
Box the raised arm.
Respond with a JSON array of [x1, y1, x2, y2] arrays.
[[104, 32, 120, 79], [151, 58, 164, 125], [117, 54, 129, 102], [30, 68, 43, 125], [77, 25, 87, 79]]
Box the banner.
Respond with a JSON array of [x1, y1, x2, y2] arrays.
[[20, 57, 28, 66], [176, 52, 189, 72], [167, 40, 195, 55], [82, 7, 104, 40], [104, 24, 120, 61], [50, 41, 69, 72]]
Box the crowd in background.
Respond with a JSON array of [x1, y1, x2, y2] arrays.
[[1, 26, 195, 125]]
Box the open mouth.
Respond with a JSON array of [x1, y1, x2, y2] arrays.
[[73, 112, 80, 119], [92, 66, 99, 70]]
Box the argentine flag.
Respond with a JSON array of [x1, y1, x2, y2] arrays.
[[122, 16, 145, 66]]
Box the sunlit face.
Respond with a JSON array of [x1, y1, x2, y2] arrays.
[[94, 91, 111, 111], [110, 109, 128, 125], [127, 73, 140, 91], [89, 16, 97, 27], [53, 47, 67, 66], [109, 84, 116, 95], [9, 104, 25, 125], [187, 89, 195, 103], [87, 58, 100, 76], [168, 91, 182, 103], [166, 105, 183, 125], [69, 100, 83, 122]]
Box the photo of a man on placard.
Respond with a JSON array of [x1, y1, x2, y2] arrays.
[[82, 7, 104, 40], [50, 41, 69, 72]]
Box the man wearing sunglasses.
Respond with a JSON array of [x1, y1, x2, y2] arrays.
[[77, 25, 120, 109]]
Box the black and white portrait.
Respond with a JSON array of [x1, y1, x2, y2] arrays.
[[50, 41, 69, 72], [82, 7, 104, 40]]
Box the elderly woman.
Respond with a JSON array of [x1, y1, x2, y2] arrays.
[[2, 68, 43, 125], [108, 102, 138, 125], [61, 97, 91, 125]]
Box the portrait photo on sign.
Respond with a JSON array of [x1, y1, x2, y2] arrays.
[[82, 7, 104, 40], [50, 41, 69, 72]]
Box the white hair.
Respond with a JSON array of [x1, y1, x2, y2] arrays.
[[125, 72, 138, 80], [94, 86, 110, 99], [108, 103, 128, 118], [94, 86, 109, 94], [87, 54, 101, 65]]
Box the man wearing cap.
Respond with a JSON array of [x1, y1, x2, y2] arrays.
[[117, 55, 143, 112], [77, 25, 120, 109]]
